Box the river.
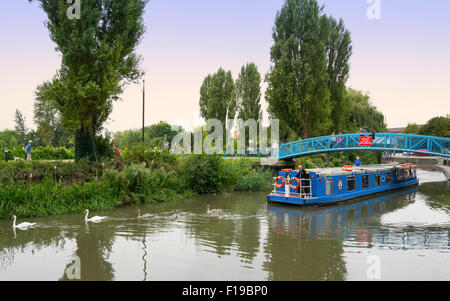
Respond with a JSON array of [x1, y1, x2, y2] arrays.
[[0, 169, 449, 281]]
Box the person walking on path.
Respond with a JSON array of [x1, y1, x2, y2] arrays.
[[25, 140, 32, 161]]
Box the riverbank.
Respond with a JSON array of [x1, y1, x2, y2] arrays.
[[437, 165, 450, 180], [0, 151, 274, 219]]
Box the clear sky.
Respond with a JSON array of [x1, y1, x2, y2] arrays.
[[0, 0, 449, 132]]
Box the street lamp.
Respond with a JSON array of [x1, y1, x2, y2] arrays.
[[142, 79, 145, 143]]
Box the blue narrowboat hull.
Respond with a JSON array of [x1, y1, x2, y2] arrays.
[[267, 179, 418, 206]]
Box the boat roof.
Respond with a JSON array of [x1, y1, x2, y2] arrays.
[[303, 163, 414, 176]]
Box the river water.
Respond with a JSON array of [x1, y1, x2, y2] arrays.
[[0, 169, 449, 281]]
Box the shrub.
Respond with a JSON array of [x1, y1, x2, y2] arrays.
[[6, 145, 75, 160], [120, 144, 176, 170], [178, 154, 226, 194]]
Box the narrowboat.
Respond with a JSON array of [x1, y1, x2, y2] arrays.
[[267, 163, 419, 206]]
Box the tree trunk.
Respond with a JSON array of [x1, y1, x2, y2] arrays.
[[302, 120, 309, 139], [75, 125, 97, 162]]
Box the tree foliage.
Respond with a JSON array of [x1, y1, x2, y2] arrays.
[[235, 63, 262, 121], [114, 122, 182, 149], [419, 116, 450, 138], [323, 16, 352, 132], [34, 94, 72, 147], [31, 0, 148, 161], [14, 110, 28, 146], [404, 123, 422, 135], [266, 0, 331, 139], [199, 68, 236, 127], [345, 88, 386, 132]]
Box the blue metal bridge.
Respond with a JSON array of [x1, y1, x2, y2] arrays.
[[278, 133, 450, 160]]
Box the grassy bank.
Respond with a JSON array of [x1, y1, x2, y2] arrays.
[[0, 150, 274, 219]]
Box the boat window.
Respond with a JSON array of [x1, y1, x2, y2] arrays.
[[386, 172, 391, 184], [347, 176, 355, 191], [326, 179, 333, 195], [362, 175, 369, 189], [375, 173, 381, 186]]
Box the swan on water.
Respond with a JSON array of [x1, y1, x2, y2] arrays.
[[84, 209, 107, 222], [175, 210, 189, 218], [137, 209, 153, 219], [11, 215, 36, 229], [207, 204, 222, 215]]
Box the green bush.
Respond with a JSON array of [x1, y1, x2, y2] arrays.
[[6, 145, 75, 160], [0, 160, 109, 185], [178, 154, 226, 194], [120, 144, 176, 170]]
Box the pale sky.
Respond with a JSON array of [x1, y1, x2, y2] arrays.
[[0, 0, 449, 133]]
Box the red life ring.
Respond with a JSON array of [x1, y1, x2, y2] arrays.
[[274, 176, 285, 189], [342, 168, 353, 172], [289, 177, 300, 190]]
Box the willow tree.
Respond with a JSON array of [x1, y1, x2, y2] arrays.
[[30, 0, 148, 161], [345, 88, 386, 132], [266, 0, 331, 139]]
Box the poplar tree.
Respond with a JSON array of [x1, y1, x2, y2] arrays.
[[30, 0, 148, 161], [236, 63, 262, 122], [266, 0, 331, 139], [199, 68, 236, 127], [323, 16, 352, 132], [14, 109, 28, 146]]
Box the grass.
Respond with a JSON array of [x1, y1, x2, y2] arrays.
[[0, 152, 274, 219]]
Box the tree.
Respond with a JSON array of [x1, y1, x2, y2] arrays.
[[266, 0, 331, 139], [34, 95, 72, 147], [145, 122, 180, 143], [236, 63, 262, 121], [323, 16, 352, 132], [344, 88, 386, 133], [113, 122, 182, 149], [0, 130, 18, 149], [14, 110, 28, 146], [404, 123, 421, 135], [199, 68, 236, 127], [31, 0, 148, 161], [419, 117, 450, 138]]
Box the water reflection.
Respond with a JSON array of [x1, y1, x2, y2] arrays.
[[264, 188, 417, 280], [268, 188, 417, 241], [0, 169, 449, 281]]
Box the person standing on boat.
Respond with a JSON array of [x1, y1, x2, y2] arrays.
[[354, 156, 362, 167], [296, 165, 309, 197]]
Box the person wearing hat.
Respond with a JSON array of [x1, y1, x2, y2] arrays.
[[25, 140, 32, 161]]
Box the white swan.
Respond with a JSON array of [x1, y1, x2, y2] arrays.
[[12, 215, 36, 229], [84, 209, 107, 222], [137, 209, 153, 219], [207, 204, 222, 215]]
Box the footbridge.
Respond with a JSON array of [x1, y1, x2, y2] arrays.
[[278, 133, 450, 160]]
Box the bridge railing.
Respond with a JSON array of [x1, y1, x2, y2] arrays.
[[279, 133, 450, 160]]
